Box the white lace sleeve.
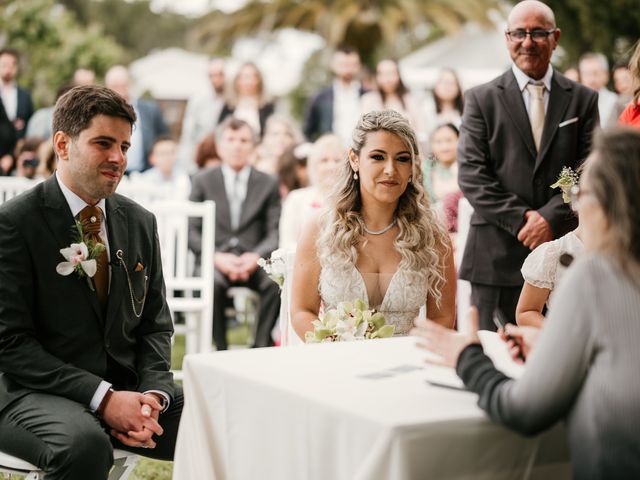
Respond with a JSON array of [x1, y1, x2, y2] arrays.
[[521, 240, 560, 290]]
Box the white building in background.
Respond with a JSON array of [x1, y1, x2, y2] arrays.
[[399, 23, 512, 92]]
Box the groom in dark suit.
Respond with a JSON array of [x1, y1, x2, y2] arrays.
[[457, 0, 599, 330], [189, 117, 281, 350], [0, 85, 182, 479]]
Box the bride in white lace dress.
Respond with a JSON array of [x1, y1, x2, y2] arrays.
[[291, 110, 456, 340]]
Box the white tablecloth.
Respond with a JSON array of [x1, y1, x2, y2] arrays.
[[173, 337, 570, 480]]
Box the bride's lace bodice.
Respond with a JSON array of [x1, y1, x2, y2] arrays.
[[319, 262, 428, 335]]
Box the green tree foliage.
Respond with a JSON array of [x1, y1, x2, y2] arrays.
[[0, 0, 123, 107], [194, 0, 503, 66], [59, 0, 195, 61], [545, 0, 640, 66]]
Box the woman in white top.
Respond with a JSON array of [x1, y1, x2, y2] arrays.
[[292, 110, 456, 340], [517, 170, 584, 328], [279, 134, 344, 249], [360, 59, 424, 137]]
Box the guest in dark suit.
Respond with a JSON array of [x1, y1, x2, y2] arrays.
[[0, 101, 16, 171], [457, 0, 599, 330], [0, 85, 182, 479], [0, 48, 34, 139], [105, 65, 169, 173], [303, 46, 366, 145], [189, 118, 281, 350]]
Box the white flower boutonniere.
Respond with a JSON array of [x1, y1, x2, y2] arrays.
[[56, 221, 105, 290]]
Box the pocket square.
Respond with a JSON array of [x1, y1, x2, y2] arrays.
[[559, 117, 579, 128], [134, 262, 145, 272]]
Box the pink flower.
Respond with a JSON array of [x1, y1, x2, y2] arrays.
[[56, 242, 97, 277]]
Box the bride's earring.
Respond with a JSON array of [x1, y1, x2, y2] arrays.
[[408, 175, 412, 183], [353, 171, 359, 180]]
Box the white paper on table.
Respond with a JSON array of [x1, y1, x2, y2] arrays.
[[477, 330, 525, 379]]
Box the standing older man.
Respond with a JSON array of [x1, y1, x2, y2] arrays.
[[0, 85, 182, 479], [189, 118, 281, 349], [457, 0, 599, 330]]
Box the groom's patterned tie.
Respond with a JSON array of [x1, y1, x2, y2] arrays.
[[79, 205, 109, 309]]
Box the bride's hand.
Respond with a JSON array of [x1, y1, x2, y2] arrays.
[[411, 307, 480, 368]]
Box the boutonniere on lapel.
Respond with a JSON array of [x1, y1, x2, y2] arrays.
[[55, 221, 106, 291]]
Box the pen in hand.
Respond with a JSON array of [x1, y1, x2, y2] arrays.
[[493, 309, 526, 363]]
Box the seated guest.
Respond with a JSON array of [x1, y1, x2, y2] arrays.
[[139, 136, 191, 199], [423, 123, 460, 203], [279, 134, 344, 249], [194, 132, 221, 171], [12, 136, 43, 179], [516, 170, 584, 328], [292, 110, 456, 341], [0, 84, 182, 479], [619, 40, 640, 128], [189, 118, 281, 349], [218, 62, 275, 138], [253, 114, 302, 176], [413, 127, 640, 479]]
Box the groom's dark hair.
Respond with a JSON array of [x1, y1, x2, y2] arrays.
[[52, 84, 137, 139]]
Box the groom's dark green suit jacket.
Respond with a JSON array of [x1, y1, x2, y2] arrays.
[[0, 175, 176, 415]]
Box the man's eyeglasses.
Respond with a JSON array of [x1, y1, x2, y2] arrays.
[[505, 28, 557, 43]]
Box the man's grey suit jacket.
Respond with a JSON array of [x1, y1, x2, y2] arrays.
[[0, 176, 176, 415], [458, 69, 599, 286], [188, 166, 281, 259]]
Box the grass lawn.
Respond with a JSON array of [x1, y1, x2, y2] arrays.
[[1, 324, 251, 480]]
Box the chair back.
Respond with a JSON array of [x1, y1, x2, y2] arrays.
[[0, 177, 41, 205], [277, 247, 302, 346], [147, 200, 216, 370], [116, 177, 183, 208], [456, 197, 474, 333]]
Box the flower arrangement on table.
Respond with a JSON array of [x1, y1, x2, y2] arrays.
[[305, 299, 395, 343], [257, 248, 286, 289], [550, 166, 580, 203], [55, 221, 105, 290]]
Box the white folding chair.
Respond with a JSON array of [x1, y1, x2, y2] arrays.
[[277, 248, 302, 346], [0, 448, 138, 479], [0, 177, 41, 205], [148, 200, 215, 377], [456, 197, 474, 333], [115, 177, 180, 207]]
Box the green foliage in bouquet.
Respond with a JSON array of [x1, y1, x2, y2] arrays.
[[550, 166, 580, 204], [305, 299, 395, 343]]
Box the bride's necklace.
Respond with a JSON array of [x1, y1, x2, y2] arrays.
[[363, 218, 397, 235]]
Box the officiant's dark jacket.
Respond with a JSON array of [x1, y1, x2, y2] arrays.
[[0, 175, 176, 415], [457, 69, 599, 286]]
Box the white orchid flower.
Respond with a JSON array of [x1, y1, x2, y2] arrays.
[[56, 242, 97, 277]]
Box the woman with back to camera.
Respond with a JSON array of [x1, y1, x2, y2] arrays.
[[413, 127, 640, 479], [291, 110, 456, 341]]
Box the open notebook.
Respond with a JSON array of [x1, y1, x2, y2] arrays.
[[423, 330, 526, 390]]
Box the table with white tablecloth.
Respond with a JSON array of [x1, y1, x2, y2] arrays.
[[173, 337, 570, 480]]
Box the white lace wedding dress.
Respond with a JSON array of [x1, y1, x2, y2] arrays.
[[319, 262, 428, 336]]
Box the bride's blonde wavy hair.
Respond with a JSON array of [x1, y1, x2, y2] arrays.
[[317, 110, 450, 305]]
